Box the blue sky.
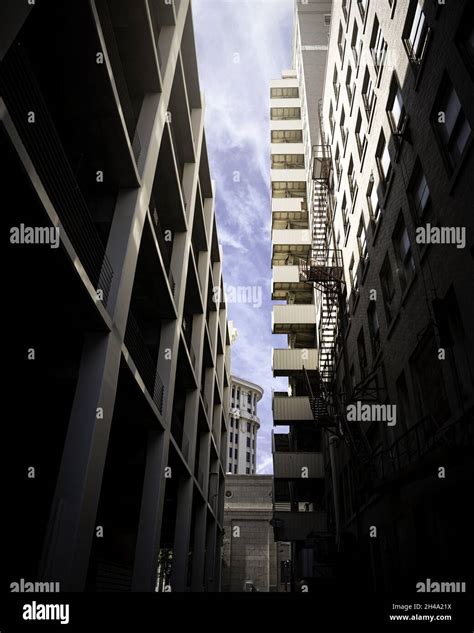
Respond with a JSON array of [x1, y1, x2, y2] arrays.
[[193, 0, 294, 473]]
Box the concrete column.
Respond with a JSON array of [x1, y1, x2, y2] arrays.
[[170, 476, 194, 591], [190, 502, 207, 591]]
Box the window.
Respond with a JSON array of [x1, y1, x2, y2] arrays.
[[404, 1, 429, 64], [367, 172, 381, 223], [358, 0, 368, 21], [272, 181, 306, 198], [234, 448, 238, 458], [252, 439, 255, 449], [333, 66, 340, 103], [246, 452, 250, 463], [229, 447, 233, 458], [355, 110, 367, 157], [396, 371, 411, 432], [380, 254, 396, 324], [338, 23, 345, 61], [357, 217, 368, 264], [272, 154, 305, 169], [348, 156, 357, 199], [247, 422, 251, 432], [246, 436, 251, 447], [271, 107, 301, 120], [234, 464, 237, 474], [345, 64, 354, 103], [357, 328, 368, 379], [456, 7, 474, 76], [349, 255, 358, 293], [409, 162, 430, 219], [341, 193, 349, 234], [410, 328, 450, 425], [228, 463, 232, 472], [230, 432, 233, 442], [367, 301, 380, 357], [362, 67, 376, 118], [370, 16, 387, 72], [230, 417, 233, 428], [376, 130, 392, 185], [246, 467, 250, 474], [329, 102, 335, 138], [351, 21, 361, 66], [342, 0, 349, 22], [387, 77, 406, 133], [340, 107, 348, 147], [324, 14, 331, 26], [432, 79, 472, 171], [393, 216, 415, 291], [335, 144, 342, 184], [270, 87, 299, 98], [231, 386, 235, 398], [271, 129, 303, 143]]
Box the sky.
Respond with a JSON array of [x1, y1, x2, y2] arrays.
[[192, 0, 294, 473]]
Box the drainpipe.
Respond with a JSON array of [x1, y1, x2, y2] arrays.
[[328, 435, 341, 548]]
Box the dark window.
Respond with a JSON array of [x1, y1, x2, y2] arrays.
[[376, 130, 392, 185], [246, 436, 251, 447], [228, 463, 232, 472], [362, 67, 376, 119], [229, 447, 233, 458], [340, 107, 347, 147], [370, 15, 387, 73], [351, 21, 361, 66], [387, 76, 407, 134], [380, 254, 396, 324], [456, 7, 474, 76], [432, 78, 472, 172], [246, 452, 250, 463], [367, 301, 380, 357], [367, 172, 381, 224], [396, 371, 411, 432], [410, 328, 450, 425], [338, 23, 345, 60], [409, 161, 430, 220], [246, 467, 250, 474], [342, 193, 349, 235], [393, 215, 415, 291], [247, 422, 251, 432], [358, 0, 368, 21], [333, 66, 340, 103], [355, 110, 367, 158], [234, 448, 238, 458], [348, 155, 356, 199], [234, 464, 237, 474], [335, 144, 342, 184], [345, 64, 354, 104], [403, 1, 430, 65], [230, 432, 233, 442], [357, 328, 368, 379], [357, 217, 368, 265]]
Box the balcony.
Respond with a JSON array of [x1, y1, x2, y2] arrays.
[[272, 304, 316, 334], [273, 446, 324, 479], [272, 197, 308, 226], [272, 510, 328, 541], [272, 394, 314, 425], [272, 229, 311, 266], [272, 349, 318, 377], [272, 265, 312, 300]]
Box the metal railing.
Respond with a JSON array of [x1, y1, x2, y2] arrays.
[[124, 311, 165, 413], [0, 43, 114, 306]]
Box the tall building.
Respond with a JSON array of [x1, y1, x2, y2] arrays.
[[221, 475, 290, 592], [270, 0, 333, 591], [318, 0, 474, 593], [2, 0, 231, 592], [228, 376, 263, 474], [271, 0, 474, 594]]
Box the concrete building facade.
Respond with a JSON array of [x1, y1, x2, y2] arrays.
[[221, 475, 291, 592], [270, 0, 333, 591], [227, 376, 263, 475], [2, 0, 230, 592]]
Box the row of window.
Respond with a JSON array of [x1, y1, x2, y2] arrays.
[[229, 418, 255, 434], [228, 450, 256, 463], [227, 464, 253, 474]]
